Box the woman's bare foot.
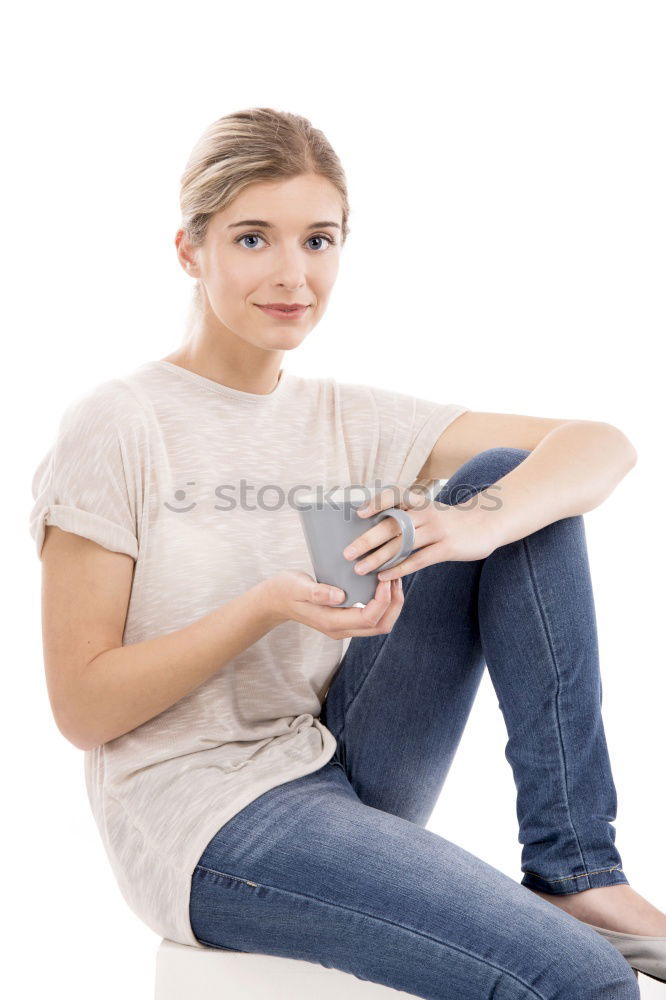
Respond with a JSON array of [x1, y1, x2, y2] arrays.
[[527, 884, 666, 936]]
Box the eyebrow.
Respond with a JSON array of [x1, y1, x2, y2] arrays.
[[227, 219, 341, 230]]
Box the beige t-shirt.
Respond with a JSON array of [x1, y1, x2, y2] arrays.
[[29, 359, 468, 947]]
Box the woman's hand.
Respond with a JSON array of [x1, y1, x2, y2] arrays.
[[345, 487, 502, 582], [265, 570, 404, 639]]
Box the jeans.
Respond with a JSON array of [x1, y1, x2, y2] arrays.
[[189, 448, 639, 999]]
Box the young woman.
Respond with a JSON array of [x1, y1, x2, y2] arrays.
[[30, 108, 662, 997]]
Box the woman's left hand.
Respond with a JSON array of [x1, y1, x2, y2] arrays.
[[343, 487, 502, 581]]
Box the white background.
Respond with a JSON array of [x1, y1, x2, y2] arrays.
[[7, 1, 665, 996]]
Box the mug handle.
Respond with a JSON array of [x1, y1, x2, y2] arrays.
[[370, 508, 416, 571]]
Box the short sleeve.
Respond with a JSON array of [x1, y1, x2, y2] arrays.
[[29, 381, 142, 561], [335, 380, 469, 496]]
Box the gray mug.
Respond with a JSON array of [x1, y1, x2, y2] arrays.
[[295, 486, 415, 607]]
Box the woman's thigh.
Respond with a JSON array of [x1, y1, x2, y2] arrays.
[[189, 761, 638, 1000]]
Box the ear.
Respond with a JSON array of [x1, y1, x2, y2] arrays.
[[175, 228, 200, 276]]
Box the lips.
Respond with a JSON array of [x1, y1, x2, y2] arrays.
[[255, 303, 310, 319], [260, 304, 308, 311]]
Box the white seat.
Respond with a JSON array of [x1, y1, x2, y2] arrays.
[[155, 938, 422, 999]]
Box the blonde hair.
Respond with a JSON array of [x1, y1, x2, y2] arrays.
[[178, 107, 350, 339]]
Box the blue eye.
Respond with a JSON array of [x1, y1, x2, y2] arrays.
[[234, 232, 335, 251], [306, 234, 335, 251], [236, 233, 266, 249]]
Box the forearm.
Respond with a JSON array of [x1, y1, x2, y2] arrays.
[[481, 422, 638, 547], [71, 580, 281, 750]]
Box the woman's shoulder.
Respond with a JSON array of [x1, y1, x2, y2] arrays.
[[59, 370, 151, 430]]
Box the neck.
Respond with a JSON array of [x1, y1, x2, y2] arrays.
[[163, 322, 285, 396]]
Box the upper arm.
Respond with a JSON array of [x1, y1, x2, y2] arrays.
[[416, 411, 575, 481], [40, 524, 134, 749]]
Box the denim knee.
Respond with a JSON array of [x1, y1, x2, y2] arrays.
[[435, 447, 531, 507]]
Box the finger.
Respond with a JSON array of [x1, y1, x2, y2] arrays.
[[334, 580, 403, 638], [358, 579, 393, 625], [346, 501, 433, 563], [343, 518, 402, 562], [397, 487, 432, 515], [373, 574, 399, 600], [355, 487, 402, 518], [314, 580, 391, 630], [377, 578, 404, 623], [352, 535, 404, 575], [357, 486, 429, 518], [312, 585, 347, 604], [357, 520, 440, 576], [376, 542, 444, 582]]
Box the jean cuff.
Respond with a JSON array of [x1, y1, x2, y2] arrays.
[[521, 862, 629, 895]]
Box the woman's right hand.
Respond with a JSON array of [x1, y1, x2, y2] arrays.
[[265, 570, 404, 639]]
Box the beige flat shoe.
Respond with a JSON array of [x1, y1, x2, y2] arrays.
[[584, 922, 666, 984]]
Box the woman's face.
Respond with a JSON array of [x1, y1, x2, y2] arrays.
[[178, 172, 344, 349]]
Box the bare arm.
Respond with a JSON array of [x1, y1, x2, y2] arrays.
[[40, 525, 282, 751]]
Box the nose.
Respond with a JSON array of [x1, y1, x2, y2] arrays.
[[270, 246, 309, 291], [274, 273, 306, 293]]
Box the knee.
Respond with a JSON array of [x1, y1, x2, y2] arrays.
[[557, 937, 641, 1000], [575, 962, 640, 1000], [434, 446, 531, 507]]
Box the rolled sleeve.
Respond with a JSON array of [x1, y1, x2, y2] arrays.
[[29, 382, 141, 561]]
